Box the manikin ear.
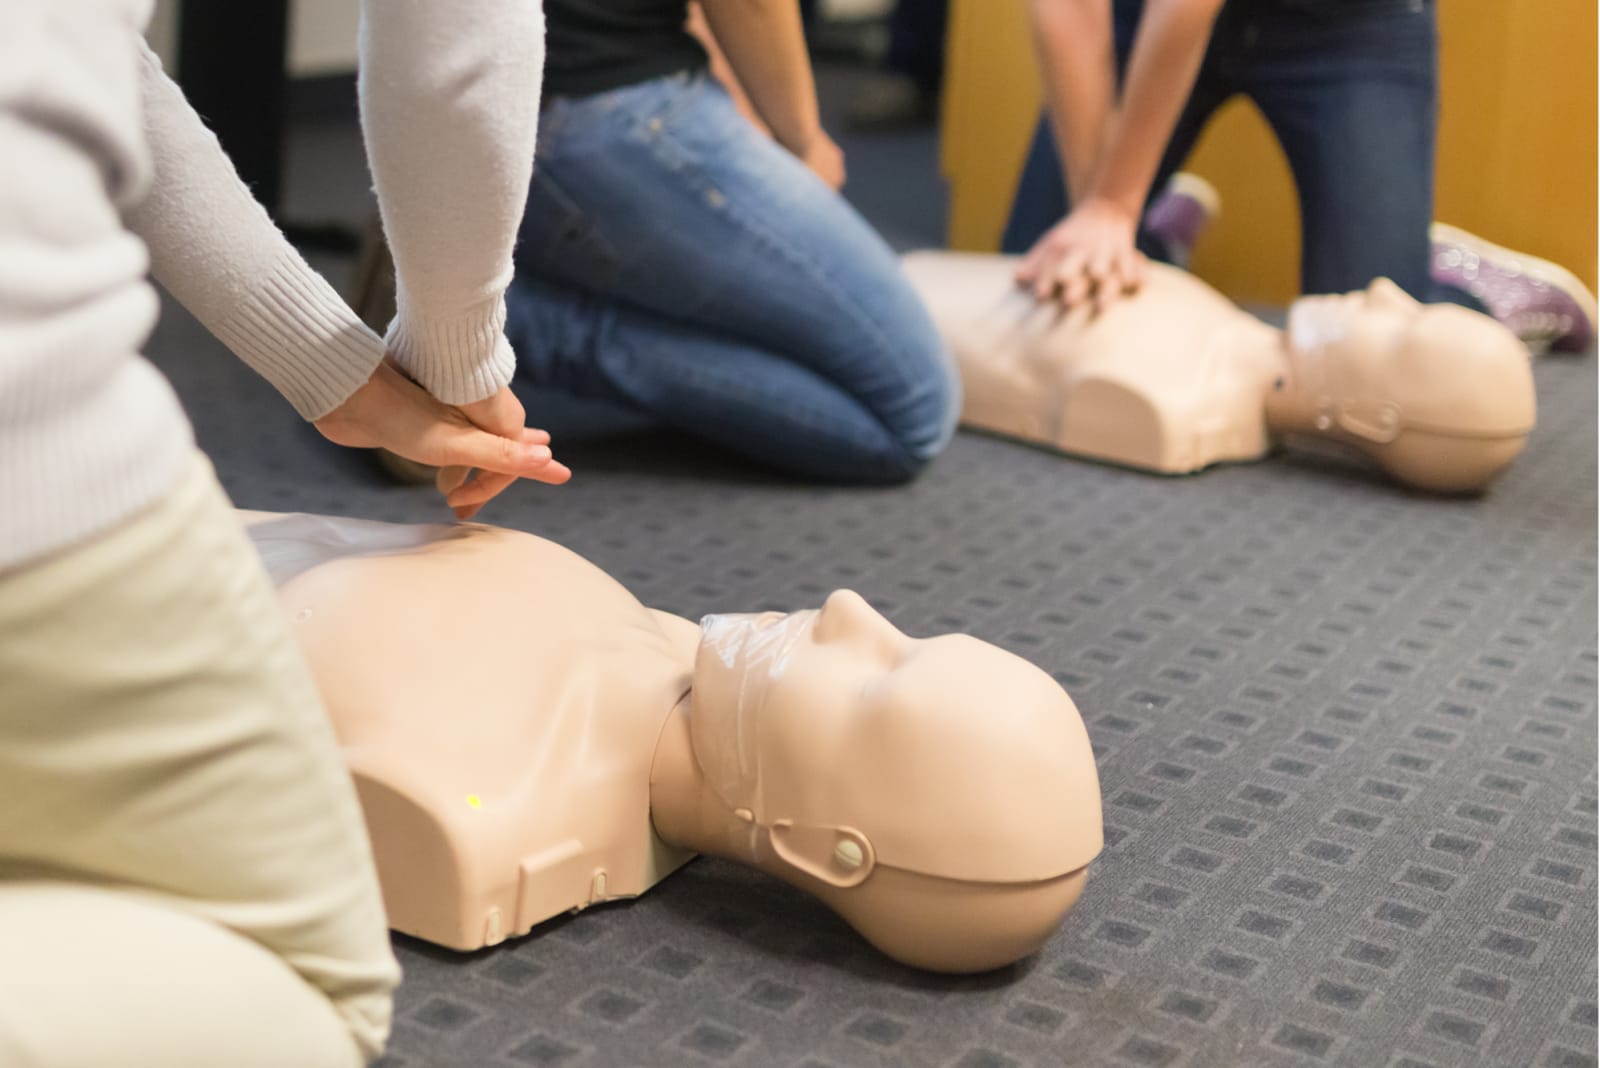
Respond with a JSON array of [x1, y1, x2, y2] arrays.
[[1337, 399, 1402, 444], [768, 821, 875, 888]]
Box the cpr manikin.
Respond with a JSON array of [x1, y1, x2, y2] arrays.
[[243, 513, 1102, 973], [903, 252, 1537, 493]]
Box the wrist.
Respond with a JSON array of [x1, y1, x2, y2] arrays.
[[385, 290, 516, 406], [775, 119, 823, 157], [1081, 188, 1145, 223]]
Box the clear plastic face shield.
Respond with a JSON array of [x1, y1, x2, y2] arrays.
[[1283, 280, 1423, 439], [690, 610, 819, 824]]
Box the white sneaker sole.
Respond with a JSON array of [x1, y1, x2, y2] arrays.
[[1166, 172, 1222, 221], [1430, 222, 1598, 325]]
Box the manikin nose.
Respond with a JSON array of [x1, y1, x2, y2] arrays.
[[813, 590, 905, 657], [1366, 277, 1421, 313]]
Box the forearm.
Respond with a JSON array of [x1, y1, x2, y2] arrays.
[[1028, 0, 1117, 205], [685, 2, 768, 133], [357, 0, 545, 404], [697, 0, 821, 154], [1087, 0, 1221, 215], [124, 44, 382, 420]]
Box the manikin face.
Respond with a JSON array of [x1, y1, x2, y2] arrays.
[[1289, 276, 1425, 351], [1284, 278, 1534, 447], [692, 591, 1101, 888]]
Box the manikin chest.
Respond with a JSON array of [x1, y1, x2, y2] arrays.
[[250, 513, 695, 949]]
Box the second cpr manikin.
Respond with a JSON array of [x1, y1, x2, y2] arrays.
[[904, 252, 1537, 493], [246, 512, 1103, 973]]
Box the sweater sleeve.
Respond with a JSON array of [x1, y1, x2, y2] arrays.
[[358, 0, 545, 404], [123, 43, 384, 421]]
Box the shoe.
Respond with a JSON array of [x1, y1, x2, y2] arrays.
[[1142, 172, 1221, 268], [349, 215, 438, 485], [1431, 222, 1597, 353]]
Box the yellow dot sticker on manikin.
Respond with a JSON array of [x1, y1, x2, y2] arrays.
[[466, 794, 483, 810]]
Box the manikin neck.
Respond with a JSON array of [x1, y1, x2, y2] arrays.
[[648, 694, 757, 862], [1248, 319, 1324, 438]]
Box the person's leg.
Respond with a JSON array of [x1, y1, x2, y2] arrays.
[[998, 117, 1070, 255], [506, 276, 942, 482], [0, 455, 398, 1064], [513, 73, 957, 482], [0, 882, 362, 1068], [1245, 0, 1596, 349], [1000, 0, 1233, 259], [1241, 0, 1457, 302]]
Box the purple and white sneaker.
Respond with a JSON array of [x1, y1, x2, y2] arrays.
[[1142, 172, 1222, 268], [1431, 222, 1597, 353]]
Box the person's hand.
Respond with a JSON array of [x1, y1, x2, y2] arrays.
[[314, 361, 571, 519], [795, 129, 846, 191], [1014, 197, 1147, 312], [432, 386, 556, 520]]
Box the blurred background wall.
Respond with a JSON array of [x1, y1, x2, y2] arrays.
[[148, 0, 360, 74]]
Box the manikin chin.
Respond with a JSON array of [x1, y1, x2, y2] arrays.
[[245, 513, 1103, 974]]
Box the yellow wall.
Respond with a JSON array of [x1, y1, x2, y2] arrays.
[[943, 0, 1598, 304]]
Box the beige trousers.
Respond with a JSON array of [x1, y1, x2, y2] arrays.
[[0, 455, 399, 1067]]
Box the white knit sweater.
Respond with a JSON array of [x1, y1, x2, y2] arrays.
[[0, 0, 544, 569]]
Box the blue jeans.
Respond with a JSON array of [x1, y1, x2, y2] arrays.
[[1002, 0, 1467, 303], [506, 71, 959, 484]]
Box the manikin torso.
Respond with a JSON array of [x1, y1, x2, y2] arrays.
[[904, 251, 1284, 473], [246, 513, 698, 950]]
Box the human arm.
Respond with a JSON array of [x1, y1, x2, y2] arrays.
[[361, 0, 565, 514], [123, 43, 383, 419], [695, 0, 844, 189], [1017, 0, 1223, 308], [685, 2, 770, 136], [1028, 0, 1118, 207], [123, 40, 564, 512], [357, 0, 545, 407]]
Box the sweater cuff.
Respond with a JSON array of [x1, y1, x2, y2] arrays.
[[385, 292, 518, 405], [211, 255, 386, 420]]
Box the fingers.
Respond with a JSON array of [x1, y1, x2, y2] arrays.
[[431, 425, 568, 519], [1125, 248, 1149, 291], [457, 387, 527, 440], [426, 425, 553, 476], [445, 459, 572, 518], [1036, 242, 1148, 313], [1015, 230, 1060, 287], [528, 458, 573, 485], [1015, 251, 1041, 287], [1091, 247, 1147, 314], [447, 471, 519, 520], [436, 464, 471, 497], [1052, 248, 1092, 306], [1090, 248, 1124, 315]]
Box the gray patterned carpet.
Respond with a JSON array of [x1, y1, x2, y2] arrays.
[[151, 283, 1598, 1067], [139, 62, 1598, 1068]]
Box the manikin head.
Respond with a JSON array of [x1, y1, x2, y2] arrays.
[[683, 591, 1102, 972], [1274, 278, 1536, 493]]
